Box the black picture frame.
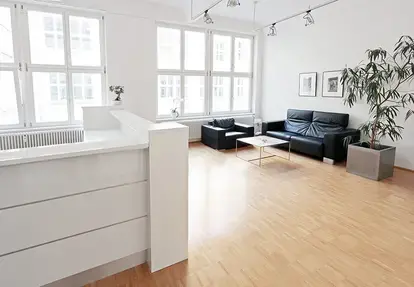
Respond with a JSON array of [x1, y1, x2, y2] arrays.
[[299, 72, 317, 97]]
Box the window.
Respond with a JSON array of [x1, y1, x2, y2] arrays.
[[157, 25, 253, 118], [213, 35, 231, 72], [0, 4, 21, 127], [211, 34, 252, 114], [0, 3, 106, 130]]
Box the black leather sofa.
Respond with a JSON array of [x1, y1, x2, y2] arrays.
[[263, 109, 360, 163], [202, 118, 254, 150]]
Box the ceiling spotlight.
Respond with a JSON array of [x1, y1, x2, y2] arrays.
[[267, 24, 277, 37], [303, 10, 315, 26], [204, 10, 214, 24], [227, 0, 240, 7]]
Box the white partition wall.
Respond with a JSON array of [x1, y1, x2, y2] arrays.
[[148, 123, 189, 272]]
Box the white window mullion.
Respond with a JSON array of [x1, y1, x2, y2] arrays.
[[208, 30, 214, 116], [18, 3, 33, 127], [180, 28, 185, 114], [63, 11, 74, 124], [99, 15, 107, 105], [229, 36, 235, 112], [204, 30, 211, 116], [13, 3, 25, 128]]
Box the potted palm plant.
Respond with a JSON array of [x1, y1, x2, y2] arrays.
[[342, 36, 414, 180]]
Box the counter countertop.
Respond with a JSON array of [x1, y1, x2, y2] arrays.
[[0, 129, 148, 167]]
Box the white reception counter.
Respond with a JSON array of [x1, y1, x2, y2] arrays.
[[0, 107, 189, 287]]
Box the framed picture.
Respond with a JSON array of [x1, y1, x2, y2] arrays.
[[299, 72, 317, 97], [322, 70, 344, 98]]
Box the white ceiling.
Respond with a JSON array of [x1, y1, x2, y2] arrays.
[[145, 0, 331, 25]]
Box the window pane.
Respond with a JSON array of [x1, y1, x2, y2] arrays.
[[28, 11, 64, 65], [0, 71, 19, 125], [233, 77, 250, 111], [158, 75, 180, 116], [184, 31, 205, 71], [213, 35, 231, 72], [0, 7, 15, 63], [157, 27, 180, 70], [33, 72, 68, 123], [212, 77, 231, 112], [234, 38, 252, 73], [72, 73, 102, 121], [69, 16, 101, 66], [184, 76, 204, 114]]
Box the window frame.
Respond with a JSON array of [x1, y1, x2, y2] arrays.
[[156, 23, 254, 120], [0, 2, 24, 129], [0, 1, 107, 130], [157, 23, 209, 118], [209, 30, 254, 116]]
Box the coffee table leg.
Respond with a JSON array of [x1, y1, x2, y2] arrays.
[[288, 141, 291, 161], [259, 147, 262, 167]]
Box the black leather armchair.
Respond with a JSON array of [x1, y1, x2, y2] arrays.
[[263, 109, 360, 163], [202, 119, 254, 150]]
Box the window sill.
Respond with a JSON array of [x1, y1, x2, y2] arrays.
[[156, 113, 255, 123]]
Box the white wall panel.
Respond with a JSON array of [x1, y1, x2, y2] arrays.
[[0, 218, 148, 287], [0, 149, 148, 209], [0, 182, 147, 257], [148, 123, 189, 272]]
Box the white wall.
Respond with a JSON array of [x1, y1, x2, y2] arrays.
[[261, 0, 414, 170]]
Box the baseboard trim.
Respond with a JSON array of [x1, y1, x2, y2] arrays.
[[395, 166, 414, 172], [43, 250, 147, 287], [189, 138, 201, 143]]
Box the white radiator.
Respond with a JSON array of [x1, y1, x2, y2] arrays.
[[0, 128, 84, 151]]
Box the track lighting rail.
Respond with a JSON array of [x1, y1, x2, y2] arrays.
[[256, 0, 339, 31]]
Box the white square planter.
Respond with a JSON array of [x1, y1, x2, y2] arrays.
[[346, 143, 396, 181]]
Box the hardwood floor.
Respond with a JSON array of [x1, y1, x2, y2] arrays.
[[86, 143, 414, 287]]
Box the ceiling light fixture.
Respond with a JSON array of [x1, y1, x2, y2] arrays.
[[267, 24, 277, 37], [303, 10, 315, 26], [227, 0, 240, 7], [203, 10, 214, 24], [256, 0, 338, 33]]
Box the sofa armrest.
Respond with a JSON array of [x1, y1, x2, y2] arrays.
[[202, 125, 226, 139], [262, 120, 285, 135], [323, 129, 361, 162], [235, 123, 254, 137]]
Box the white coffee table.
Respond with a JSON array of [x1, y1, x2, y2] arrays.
[[236, 135, 291, 167]]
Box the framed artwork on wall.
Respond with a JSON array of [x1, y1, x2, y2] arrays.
[[299, 72, 317, 97], [322, 70, 344, 98]]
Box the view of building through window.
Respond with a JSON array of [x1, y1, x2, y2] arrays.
[[0, 6, 19, 126], [157, 26, 253, 117], [0, 4, 105, 129]]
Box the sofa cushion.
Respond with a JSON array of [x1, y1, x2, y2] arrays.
[[225, 131, 247, 141], [213, 118, 235, 129], [267, 131, 297, 141], [313, 111, 349, 127], [284, 109, 313, 136], [306, 111, 348, 138], [291, 135, 324, 158]]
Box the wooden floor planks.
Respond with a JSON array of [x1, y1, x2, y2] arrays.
[[86, 143, 414, 287]]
